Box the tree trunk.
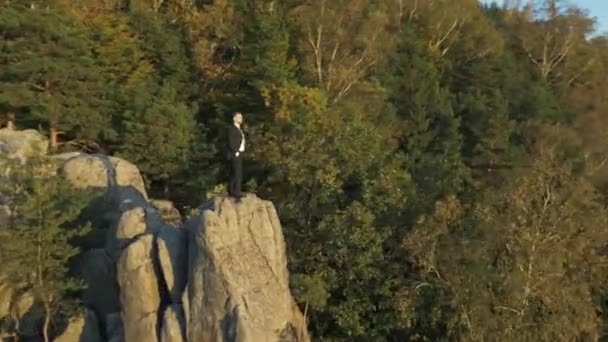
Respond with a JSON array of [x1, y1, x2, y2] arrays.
[[164, 181, 170, 198], [45, 80, 59, 152], [49, 127, 58, 152], [13, 311, 20, 342], [42, 301, 51, 342]]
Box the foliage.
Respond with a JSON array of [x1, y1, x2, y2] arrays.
[[402, 124, 608, 341], [252, 83, 410, 339], [0, 155, 92, 341], [3, 0, 608, 340], [380, 27, 468, 213], [0, 4, 111, 149]]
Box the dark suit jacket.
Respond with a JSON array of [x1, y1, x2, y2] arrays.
[[226, 125, 243, 160]]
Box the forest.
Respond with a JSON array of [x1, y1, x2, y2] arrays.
[[1, 0, 608, 340]]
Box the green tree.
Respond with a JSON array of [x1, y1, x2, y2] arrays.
[[240, 0, 295, 86], [0, 156, 91, 342], [0, 4, 111, 150], [380, 27, 468, 214], [252, 83, 411, 339], [443, 31, 564, 184], [229, 0, 296, 123], [117, 99, 196, 195], [110, 10, 201, 197], [453, 87, 518, 189], [402, 124, 608, 341]]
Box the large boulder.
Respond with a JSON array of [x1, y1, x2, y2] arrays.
[[185, 194, 309, 342], [107, 208, 147, 260], [59, 154, 148, 200], [96, 194, 309, 342], [0, 128, 47, 159]]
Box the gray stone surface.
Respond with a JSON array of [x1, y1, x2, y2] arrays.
[[117, 234, 160, 342], [186, 195, 309, 342]]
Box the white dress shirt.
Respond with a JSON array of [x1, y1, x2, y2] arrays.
[[235, 123, 245, 156]]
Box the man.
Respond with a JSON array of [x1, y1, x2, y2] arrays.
[[226, 112, 245, 201]]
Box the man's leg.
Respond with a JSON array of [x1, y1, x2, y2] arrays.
[[228, 167, 234, 197], [233, 156, 243, 197], [228, 157, 236, 197]]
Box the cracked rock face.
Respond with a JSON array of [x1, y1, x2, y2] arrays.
[[106, 194, 308, 342], [118, 234, 161, 342], [157, 227, 187, 304], [186, 195, 309, 342]]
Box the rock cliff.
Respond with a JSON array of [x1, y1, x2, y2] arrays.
[[0, 129, 309, 342], [185, 196, 309, 342]]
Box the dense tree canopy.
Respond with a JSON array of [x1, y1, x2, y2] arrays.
[[2, 0, 608, 340]]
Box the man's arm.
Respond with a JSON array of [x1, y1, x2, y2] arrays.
[[228, 126, 242, 156]]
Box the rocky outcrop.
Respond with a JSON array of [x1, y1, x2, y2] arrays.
[[186, 196, 309, 342], [0, 129, 309, 342], [70, 155, 308, 342], [60, 153, 309, 341]]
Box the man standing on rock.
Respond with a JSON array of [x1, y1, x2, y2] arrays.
[[227, 112, 245, 201]]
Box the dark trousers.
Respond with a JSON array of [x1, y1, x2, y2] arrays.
[[228, 156, 242, 197]]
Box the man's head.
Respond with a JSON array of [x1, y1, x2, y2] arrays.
[[233, 112, 243, 125]]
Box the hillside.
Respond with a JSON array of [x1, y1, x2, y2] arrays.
[[2, 0, 608, 340]]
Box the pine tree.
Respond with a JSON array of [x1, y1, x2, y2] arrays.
[[240, 0, 295, 87], [0, 4, 111, 150], [112, 9, 201, 197], [446, 41, 565, 187], [0, 155, 91, 341], [455, 88, 517, 186], [118, 99, 196, 195], [380, 27, 469, 213], [217, 0, 296, 124]]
